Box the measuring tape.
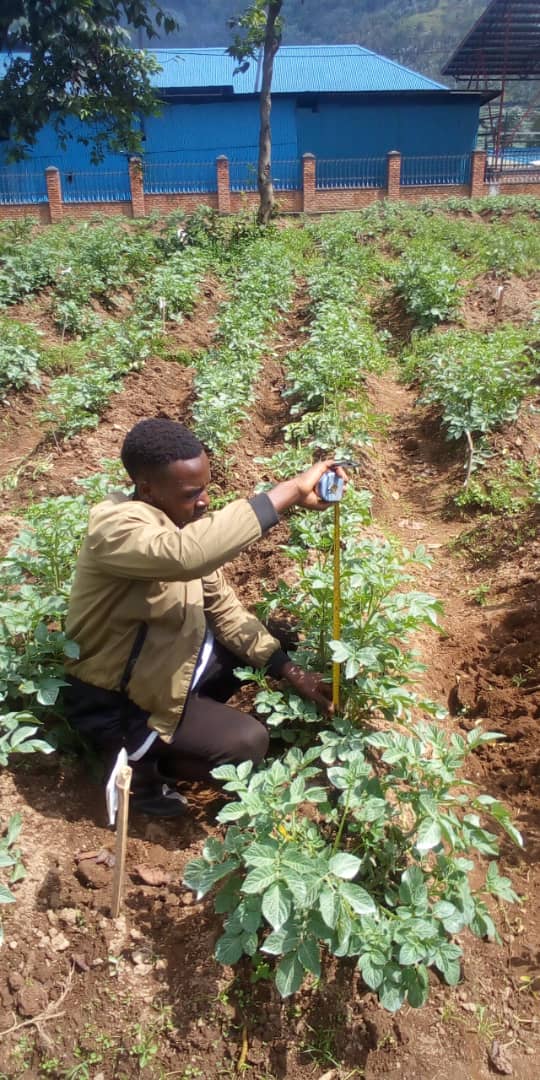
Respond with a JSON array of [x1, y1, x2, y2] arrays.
[[317, 460, 358, 712], [332, 500, 341, 711]]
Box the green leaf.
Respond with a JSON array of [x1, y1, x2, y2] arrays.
[[466, 729, 505, 748], [329, 852, 361, 880], [399, 866, 427, 909], [433, 900, 465, 934], [289, 776, 305, 802], [241, 930, 258, 957], [261, 921, 300, 957], [319, 886, 339, 929], [216, 802, 249, 824], [212, 765, 241, 782], [358, 951, 386, 990], [242, 865, 280, 895], [304, 786, 329, 804], [280, 867, 310, 906], [485, 861, 519, 903], [378, 977, 406, 1013], [214, 875, 242, 915], [36, 679, 62, 707], [237, 760, 253, 781], [215, 931, 244, 966], [298, 936, 321, 978], [244, 840, 279, 867], [63, 639, 80, 659], [182, 857, 238, 900], [433, 942, 462, 986], [275, 952, 305, 998], [416, 818, 442, 853], [398, 941, 425, 966], [0, 883, 16, 904], [238, 896, 263, 933], [329, 640, 350, 663], [405, 964, 429, 1008], [339, 881, 376, 916], [262, 882, 291, 931], [5, 813, 22, 847]]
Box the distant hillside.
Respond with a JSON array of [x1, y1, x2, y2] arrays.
[[161, 0, 487, 82]]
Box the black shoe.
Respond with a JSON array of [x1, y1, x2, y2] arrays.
[[131, 784, 188, 818]]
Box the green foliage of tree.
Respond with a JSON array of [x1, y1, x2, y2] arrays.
[[0, 1, 177, 161]]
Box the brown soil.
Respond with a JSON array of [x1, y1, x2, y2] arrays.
[[2, 278, 540, 1079], [463, 272, 540, 330], [0, 276, 225, 521]]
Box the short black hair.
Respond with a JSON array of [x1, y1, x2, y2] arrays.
[[121, 419, 204, 481]]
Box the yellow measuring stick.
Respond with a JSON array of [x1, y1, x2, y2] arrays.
[[332, 500, 341, 711]]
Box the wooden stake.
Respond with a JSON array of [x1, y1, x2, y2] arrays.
[[110, 763, 132, 919], [495, 284, 505, 323]]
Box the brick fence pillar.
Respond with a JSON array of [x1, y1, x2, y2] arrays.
[[386, 151, 401, 200], [129, 156, 145, 218], [216, 155, 231, 213], [470, 149, 486, 198], [302, 153, 316, 213], [45, 166, 63, 223]]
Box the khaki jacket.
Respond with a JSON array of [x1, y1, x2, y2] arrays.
[[65, 492, 281, 740]]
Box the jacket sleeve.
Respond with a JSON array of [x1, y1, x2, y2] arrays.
[[87, 494, 278, 582], [202, 569, 283, 668]]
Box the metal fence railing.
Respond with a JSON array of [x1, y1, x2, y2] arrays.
[[401, 154, 471, 187], [229, 161, 257, 192], [485, 147, 540, 184], [0, 169, 48, 204], [316, 157, 386, 189], [143, 160, 216, 194], [61, 169, 131, 203], [229, 159, 301, 192], [8, 148, 540, 207]]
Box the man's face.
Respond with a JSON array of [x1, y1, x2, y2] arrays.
[[137, 452, 211, 528]]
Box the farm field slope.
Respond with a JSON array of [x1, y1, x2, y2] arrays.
[[0, 200, 539, 1079]]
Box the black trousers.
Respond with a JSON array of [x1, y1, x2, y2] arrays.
[[64, 642, 269, 794]]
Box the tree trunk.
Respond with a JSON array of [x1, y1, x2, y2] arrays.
[[257, 1, 282, 225]]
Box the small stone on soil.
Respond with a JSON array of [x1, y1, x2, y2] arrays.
[[71, 953, 90, 972], [16, 982, 48, 1017], [488, 1039, 513, 1075], [49, 931, 70, 952], [76, 858, 111, 889]]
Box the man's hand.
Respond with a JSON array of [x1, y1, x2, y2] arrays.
[[281, 660, 334, 717], [267, 460, 348, 516]]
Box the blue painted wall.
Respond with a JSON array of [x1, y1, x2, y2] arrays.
[[143, 98, 297, 160], [141, 98, 298, 192], [0, 94, 480, 200], [0, 117, 129, 202], [296, 99, 480, 159]]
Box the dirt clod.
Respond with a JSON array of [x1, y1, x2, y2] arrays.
[[489, 1039, 513, 1075]]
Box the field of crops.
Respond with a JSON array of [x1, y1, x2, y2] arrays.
[[0, 197, 539, 1079]]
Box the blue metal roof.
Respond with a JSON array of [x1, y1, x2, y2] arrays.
[[0, 45, 447, 94], [150, 45, 447, 93]]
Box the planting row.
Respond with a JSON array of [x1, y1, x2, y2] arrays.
[[191, 231, 304, 454], [183, 223, 522, 1010]]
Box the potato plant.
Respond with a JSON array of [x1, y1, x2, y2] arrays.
[[191, 235, 299, 453], [184, 488, 520, 1010], [0, 318, 43, 393], [185, 722, 519, 1009], [262, 252, 387, 479], [392, 251, 463, 330], [402, 326, 536, 476], [0, 463, 129, 720]]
